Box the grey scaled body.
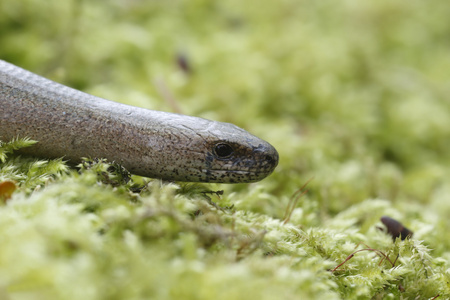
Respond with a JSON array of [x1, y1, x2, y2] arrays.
[[0, 60, 278, 183]]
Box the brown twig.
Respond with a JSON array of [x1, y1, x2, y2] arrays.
[[330, 245, 396, 272], [283, 177, 313, 224], [154, 77, 183, 114]]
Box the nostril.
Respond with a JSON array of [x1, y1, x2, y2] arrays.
[[265, 155, 273, 163]]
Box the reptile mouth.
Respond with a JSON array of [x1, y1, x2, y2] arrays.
[[197, 168, 274, 183], [204, 169, 267, 175]]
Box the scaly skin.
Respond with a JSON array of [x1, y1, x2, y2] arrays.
[[0, 60, 278, 183]]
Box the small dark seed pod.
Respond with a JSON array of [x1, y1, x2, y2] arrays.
[[380, 216, 413, 241]]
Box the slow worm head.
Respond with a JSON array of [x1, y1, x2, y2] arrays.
[[0, 60, 278, 183]]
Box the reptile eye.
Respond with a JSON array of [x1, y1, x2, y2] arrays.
[[214, 143, 234, 159]]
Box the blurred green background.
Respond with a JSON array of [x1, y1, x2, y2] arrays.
[[2, 0, 450, 298]]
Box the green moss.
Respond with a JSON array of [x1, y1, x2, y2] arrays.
[[2, 0, 450, 299]]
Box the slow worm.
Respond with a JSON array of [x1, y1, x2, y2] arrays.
[[0, 60, 278, 183]]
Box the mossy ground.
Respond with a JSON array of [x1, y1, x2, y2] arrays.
[[1, 1, 450, 299]]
